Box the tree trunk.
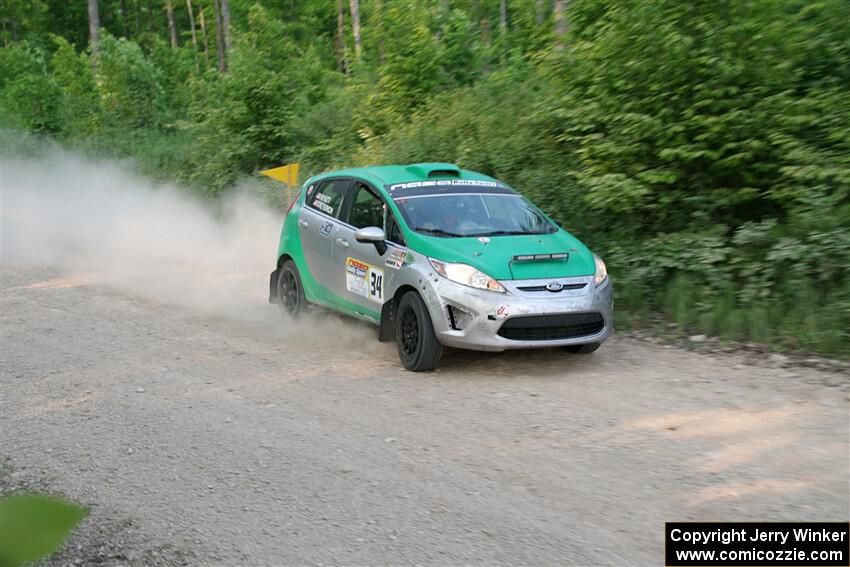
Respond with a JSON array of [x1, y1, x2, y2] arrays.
[[165, 0, 178, 47], [335, 0, 348, 74], [213, 0, 226, 72], [198, 4, 210, 69], [186, 0, 199, 71], [134, 0, 142, 35], [88, 0, 100, 57], [499, 0, 507, 38], [147, 0, 156, 32], [2, 15, 9, 47], [220, 0, 230, 55], [553, 0, 567, 43], [374, 0, 384, 64], [481, 16, 491, 73], [348, 0, 361, 63], [120, 0, 129, 37]]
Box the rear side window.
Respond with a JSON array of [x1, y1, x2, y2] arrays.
[[347, 183, 385, 229], [307, 179, 349, 219]]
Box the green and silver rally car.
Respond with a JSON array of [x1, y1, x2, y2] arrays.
[[269, 163, 613, 371]]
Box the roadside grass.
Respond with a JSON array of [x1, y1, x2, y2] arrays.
[[615, 274, 849, 358]]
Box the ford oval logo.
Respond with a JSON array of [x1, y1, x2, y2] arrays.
[[546, 281, 564, 292]]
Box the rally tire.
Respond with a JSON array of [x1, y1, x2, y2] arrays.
[[395, 292, 443, 372], [563, 342, 600, 354], [277, 260, 306, 317]]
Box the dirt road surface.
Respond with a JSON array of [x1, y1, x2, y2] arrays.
[[2, 266, 848, 566]]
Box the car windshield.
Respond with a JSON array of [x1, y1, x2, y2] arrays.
[[393, 194, 557, 238]]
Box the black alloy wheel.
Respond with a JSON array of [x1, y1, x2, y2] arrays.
[[395, 292, 442, 371], [277, 260, 306, 317]]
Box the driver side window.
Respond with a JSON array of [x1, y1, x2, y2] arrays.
[[348, 183, 384, 229]]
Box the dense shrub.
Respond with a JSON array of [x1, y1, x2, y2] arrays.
[[2, 0, 847, 354]]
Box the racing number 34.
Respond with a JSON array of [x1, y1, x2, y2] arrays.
[[370, 271, 383, 301]]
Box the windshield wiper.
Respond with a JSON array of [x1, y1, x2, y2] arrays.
[[414, 227, 465, 238]]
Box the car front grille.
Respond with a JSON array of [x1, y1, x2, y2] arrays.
[[516, 283, 587, 293], [497, 312, 605, 341]]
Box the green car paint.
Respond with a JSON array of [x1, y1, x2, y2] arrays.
[[275, 163, 596, 324], [402, 231, 595, 281]]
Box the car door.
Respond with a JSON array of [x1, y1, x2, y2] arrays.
[[298, 178, 352, 298], [332, 181, 389, 314]]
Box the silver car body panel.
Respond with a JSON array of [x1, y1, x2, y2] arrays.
[[380, 245, 614, 352]]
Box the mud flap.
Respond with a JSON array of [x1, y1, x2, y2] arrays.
[[378, 299, 396, 342], [268, 269, 279, 304]]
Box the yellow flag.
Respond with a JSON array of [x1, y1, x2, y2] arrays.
[[260, 163, 300, 187]]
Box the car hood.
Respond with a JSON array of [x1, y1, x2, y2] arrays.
[[409, 230, 596, 281]]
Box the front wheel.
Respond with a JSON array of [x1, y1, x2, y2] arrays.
[[277, 260, 306, 317], [395, 292, 443, 372]]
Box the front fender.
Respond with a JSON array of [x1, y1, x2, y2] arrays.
[[379, 249, 445, 341]]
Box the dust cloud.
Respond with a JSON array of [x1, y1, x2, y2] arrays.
[[1, 145, 383, 350], [2, 145, 280, 321]]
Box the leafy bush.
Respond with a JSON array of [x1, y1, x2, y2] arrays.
[[94, 33, 166, 129], [1, 0, 847, 354], [0, 42, 62, 132]]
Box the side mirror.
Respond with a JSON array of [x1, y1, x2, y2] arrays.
[[354, 226, 388, 255]]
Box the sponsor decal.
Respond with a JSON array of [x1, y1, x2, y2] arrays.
[[345, 257, 384, 303], [319, 221, 333, 237], [389, 179, 503, 191], [313, 191, 335, 215], [385, 249, 405, 270], [385, 250, 416, 270], [491, 305, 509, 320], [487, 305, 523, 321]]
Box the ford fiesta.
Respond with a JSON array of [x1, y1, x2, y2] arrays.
[[269, 163, 613, 371]]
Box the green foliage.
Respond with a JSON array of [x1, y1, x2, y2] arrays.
[[0, 41, 62, 132], [564, 0, 846, 230], [182, 4, 333, 192], [51, 35, 99, 138], [95, 33, 166, 129], [0, 493, 88, 567], [1, 0, 848, 354]]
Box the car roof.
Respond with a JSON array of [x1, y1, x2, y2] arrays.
[[306, 163, 503, 196]]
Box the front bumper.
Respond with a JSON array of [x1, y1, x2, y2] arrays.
[[422, 274, 613, 352]]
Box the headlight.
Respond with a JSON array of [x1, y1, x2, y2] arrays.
[[594, 254, 608, 286], [429, 258, 506, 293]]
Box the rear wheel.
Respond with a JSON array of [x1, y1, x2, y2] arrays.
[[277, 260, 306, 317], [395, 292, 443, 371], [563, 342, 600, 354]]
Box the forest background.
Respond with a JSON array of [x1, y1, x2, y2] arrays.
[[2, 0, 848, 354]]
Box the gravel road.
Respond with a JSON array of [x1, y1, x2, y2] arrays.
[[2, 266, 848, 566]]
